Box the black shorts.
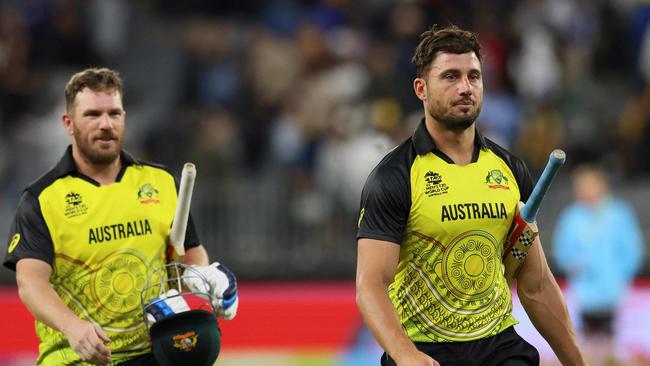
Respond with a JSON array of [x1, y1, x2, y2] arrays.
[[581, 311, 614, 336], [115, 353, 158, 366], [380, 327, 539, 366]]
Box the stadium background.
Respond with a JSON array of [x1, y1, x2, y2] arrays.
[[1, 0, 649, 365]]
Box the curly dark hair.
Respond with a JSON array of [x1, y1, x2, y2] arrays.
[[65, 67, 124, 112], [411, 24, 483, 77]]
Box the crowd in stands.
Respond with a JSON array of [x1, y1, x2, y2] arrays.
[[1, 0, 650, 278]]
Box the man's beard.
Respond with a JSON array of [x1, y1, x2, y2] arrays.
[[75, 132, 123, 166], [428, 101, 481, 132]]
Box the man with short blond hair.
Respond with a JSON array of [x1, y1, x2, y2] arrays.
[[4, 67, 237, 365]]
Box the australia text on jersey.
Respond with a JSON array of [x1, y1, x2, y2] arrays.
[[88, 219, 153, 244], [441, 202, 507, 222]]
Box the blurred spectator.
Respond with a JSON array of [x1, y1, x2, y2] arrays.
[[316, 98, 400, 214], [510, 0, 562, 103], [35, 0, 97, 67], [477, 92, 521, 149], [632, 3, 650, 81], [641, 19, 650, 82], [86, 0, 130, 63], [617, 81, 650, 175], [189, 108, 244, 183], [514, 102, 565, 173], [0, 4, 33, 128], [183, 20, 242, 108], [553, 164, 644, 366]]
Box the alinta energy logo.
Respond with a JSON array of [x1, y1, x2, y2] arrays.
[[485, 169, 510, 190], [65, 192, 88, 218], [138, 183, 160, 204], [424, 171, 449, 197]]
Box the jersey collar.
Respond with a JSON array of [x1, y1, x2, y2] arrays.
[[412, 118, 487, 163], [52, 145, 140, 181]]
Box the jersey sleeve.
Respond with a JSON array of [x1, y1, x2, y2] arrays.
[[3, 191, 55, 271], [511, 157, 534, 201], [356, 165, 411, 244]]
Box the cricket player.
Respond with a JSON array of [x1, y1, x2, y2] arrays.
[[356, 25, 586, 365], [3, 67, 238, 365]]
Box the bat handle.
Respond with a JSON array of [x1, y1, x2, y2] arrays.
[[170, 163, 196, 256], [520, 149, 565, 222]]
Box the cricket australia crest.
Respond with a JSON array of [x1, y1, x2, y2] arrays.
[[173, 331, 198, 351]]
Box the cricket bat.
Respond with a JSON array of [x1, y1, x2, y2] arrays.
[[503, 149, 565, 284], [168, 163, 197, 262]]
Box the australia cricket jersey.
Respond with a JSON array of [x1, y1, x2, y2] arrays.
[[3, 146, 200, 365], [357, 120, 533, 343]]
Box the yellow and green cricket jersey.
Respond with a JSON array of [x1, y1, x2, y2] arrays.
[[357, 120, 533, 343], [3, 146, 200, 365]]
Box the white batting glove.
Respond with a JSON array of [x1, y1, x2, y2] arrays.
[[182, 262, 239, 320]]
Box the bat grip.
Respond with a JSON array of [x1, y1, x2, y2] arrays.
[[520, 149, 565, 222], [170, 163, 196, 256]]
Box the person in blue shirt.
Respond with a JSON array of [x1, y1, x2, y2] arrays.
[[553, 163, 644, 365]]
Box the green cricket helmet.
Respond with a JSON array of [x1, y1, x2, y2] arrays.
[[141, 263, 221, 366]]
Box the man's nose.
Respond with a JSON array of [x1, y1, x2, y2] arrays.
[[459, 76, 472, 96], [98, 113, 114, 129]]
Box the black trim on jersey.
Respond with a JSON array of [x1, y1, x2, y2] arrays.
[[27, 145, 140, 195], [140, 161, 174, 177], [3, 191, 55, 271], [412, 119, 531, 199], [412, 119, 487, 164], [357, 138, 415, 244], [483, 138, 534, 201], [412, 120, 436, 155], [114, 154, 136, 182]]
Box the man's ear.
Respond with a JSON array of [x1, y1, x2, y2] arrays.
[[413, 78, 427, 101], [62, 113, 74, 136]]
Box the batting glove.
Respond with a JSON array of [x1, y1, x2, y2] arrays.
[[182, 262, 239, 320]]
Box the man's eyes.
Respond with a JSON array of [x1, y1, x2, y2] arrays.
[[84, 111, 122, 117], [442, 73, 481, 81]]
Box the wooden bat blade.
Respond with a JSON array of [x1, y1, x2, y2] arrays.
[[503, 222, 539, 280], [502, 149, 565, 283], [503, 202, 527, 259], [169, 163, 196, 257]]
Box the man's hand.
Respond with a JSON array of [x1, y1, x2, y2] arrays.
[[182, 262, 239, 320], [62, 319, 111, 365], [393, 349, 439, 366]]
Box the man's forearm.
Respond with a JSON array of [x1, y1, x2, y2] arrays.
[[518, 276, 585, 365], [17, 273, 81, 333], [357, 281, 416, 359]]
